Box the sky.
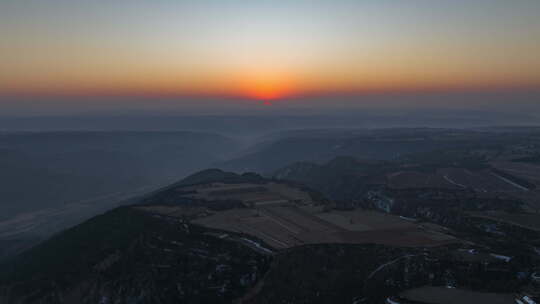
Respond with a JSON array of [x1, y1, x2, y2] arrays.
[[1, 0, 540, 114]]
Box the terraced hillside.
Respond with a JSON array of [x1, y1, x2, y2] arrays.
[[139, 173, 455, 249]]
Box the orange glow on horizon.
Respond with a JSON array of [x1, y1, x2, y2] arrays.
[[2, 1, 540, 105], [2, 59, 540, 100], [241, 82, 290, 100], [233, 72, 297, 100], [2, 80, 540, 100]]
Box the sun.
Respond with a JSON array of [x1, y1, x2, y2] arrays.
[[236, 72, 294, 100], [246, 81, 288, 100]]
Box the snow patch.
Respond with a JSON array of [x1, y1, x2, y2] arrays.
[[490, 253, 512, 262], [523, 295, 537, 304], [241, 238, 273, 254], [386, 297, 401, 304]]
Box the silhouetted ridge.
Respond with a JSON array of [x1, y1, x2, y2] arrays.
[[0, 207, 270, 303], [178, 169, 265, 186], [139, 169, 266, 206]]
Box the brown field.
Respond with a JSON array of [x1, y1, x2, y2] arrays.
[[483, 161, 540, 210], [316, 210, 416, 231], [143, 181, 456, 249], [387, 168, 529, 193], [135, 205, 208, 218], [387, 171, 460, 190], [508, 190, 540, 212], [441, 167, 529, 192], [191, 204, 456, 249], [492, 161, 540, 187], [181, 182, 312, 206], [399, 286, 516, 304], [468, 210, 540, 232]]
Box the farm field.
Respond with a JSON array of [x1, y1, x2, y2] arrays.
[[387, 171, 459, 190], [468, 210, 540, 232], [492, 161, 540, 187], [142, 181, 456, 249], [315, 210, 416, 231], [135, 205, 208, 218], [181, 182, 312, 206], [191, 205, 456, 249], [488, 161, 540, 210], [438, 168, 528, 192], [508, 190, 540, 212], [398, 286, 516, 304], [387, 167, 529, 192]]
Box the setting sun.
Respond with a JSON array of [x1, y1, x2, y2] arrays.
[[245, 82, 288, 100], [236, 72, 296, 100]]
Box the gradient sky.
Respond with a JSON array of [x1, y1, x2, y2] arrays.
[[1, 0, 540, 112]]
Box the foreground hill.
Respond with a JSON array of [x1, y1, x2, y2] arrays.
[[0, 207, 270, 304], [1, 169, 539, 303]]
